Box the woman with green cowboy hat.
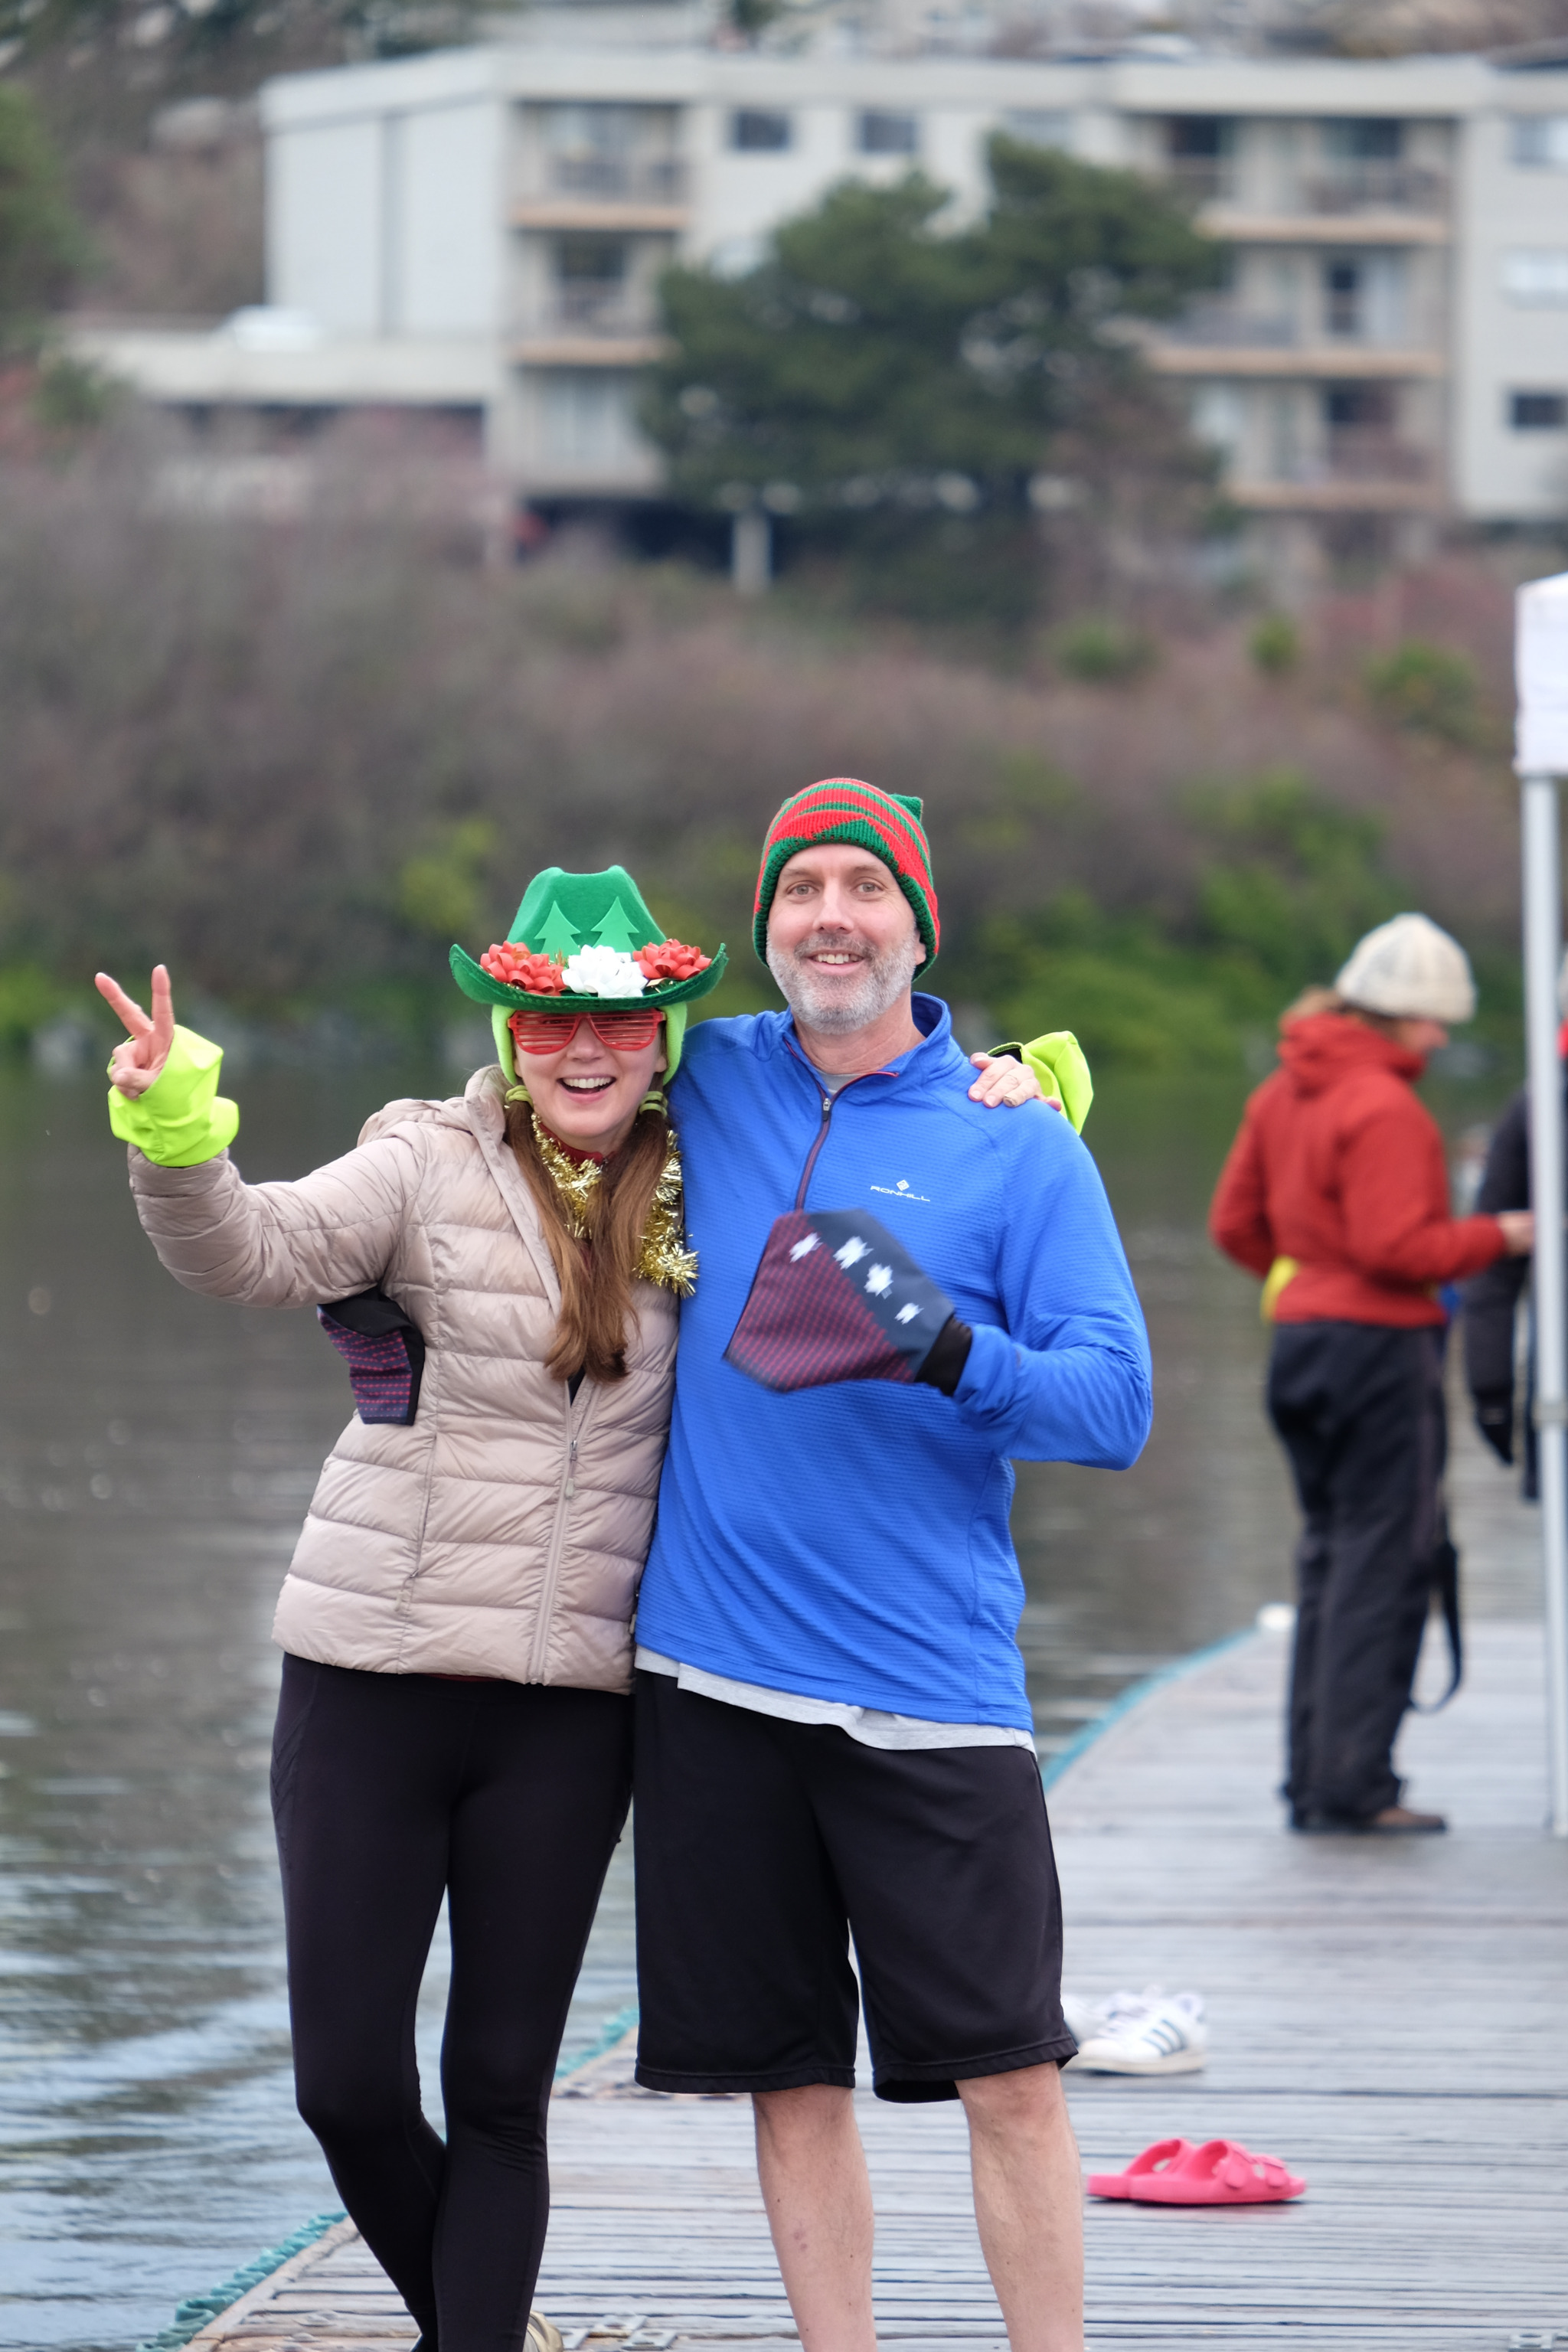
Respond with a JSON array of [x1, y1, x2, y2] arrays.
[[94, 864, 725, 2352]]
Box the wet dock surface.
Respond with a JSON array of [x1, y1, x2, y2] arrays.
[[187, 1615, 1567, 2351]]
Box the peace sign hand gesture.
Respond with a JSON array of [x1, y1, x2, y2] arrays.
[[96, 965, 176, 1099]]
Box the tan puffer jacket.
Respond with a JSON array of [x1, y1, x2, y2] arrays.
[[126, 1064, 678, 1692]]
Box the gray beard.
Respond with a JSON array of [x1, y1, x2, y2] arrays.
[[766, 929, 924, 1035]]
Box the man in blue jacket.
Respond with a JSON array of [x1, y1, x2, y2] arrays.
[[633, 779, 1153, 2352]]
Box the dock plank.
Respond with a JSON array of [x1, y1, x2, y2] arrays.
[[190, 1619, 1568, 2351]]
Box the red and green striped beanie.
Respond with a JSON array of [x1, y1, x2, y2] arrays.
[[753, 779, 939, 970]]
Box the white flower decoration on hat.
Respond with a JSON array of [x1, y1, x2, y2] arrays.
[[562, 944, 648, 998]]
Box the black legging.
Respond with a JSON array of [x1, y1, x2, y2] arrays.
[[270, 1655, 632, 2352], [1267, 1320, 1446, 1822]]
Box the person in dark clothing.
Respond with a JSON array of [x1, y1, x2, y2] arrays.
[[1464, 1087, 1537, 1484], [1462, 954, 1568, 1492], [1210, 916, 1533, 1835]]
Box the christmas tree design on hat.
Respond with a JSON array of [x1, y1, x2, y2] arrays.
[[450, 865, 727, 1013]]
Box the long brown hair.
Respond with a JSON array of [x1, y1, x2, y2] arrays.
[[505, 1098, 673, 1385]]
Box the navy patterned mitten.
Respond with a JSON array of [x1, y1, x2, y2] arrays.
[[317, 1288, 426, 1426], [725, 1208, 957, 1393]]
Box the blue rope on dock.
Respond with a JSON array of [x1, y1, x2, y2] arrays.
[[134, 2208, 348, 2352], [554, 1998, 639, 2077], [134, 1629, 1263, 2352], [1039, 1625, 1258, 1792], [135, 2001, 644, 2351]]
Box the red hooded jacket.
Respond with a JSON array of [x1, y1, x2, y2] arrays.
[[1208, 1011, 1508, 1327]]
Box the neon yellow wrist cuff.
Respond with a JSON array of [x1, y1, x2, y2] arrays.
[[107, 1025, 240, 1167], [991, 1031, 1093, 1134]]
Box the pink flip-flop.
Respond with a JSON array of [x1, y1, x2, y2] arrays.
[[1129, 2138, 1305, 2205], [1084, 2138, 1196, 2200]]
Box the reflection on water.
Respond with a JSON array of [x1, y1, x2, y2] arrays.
[[0, 1057, 1538, 2350]]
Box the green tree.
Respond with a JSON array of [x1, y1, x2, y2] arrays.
[[0, 84, 87, 349], [643, 136, 1221, 618]]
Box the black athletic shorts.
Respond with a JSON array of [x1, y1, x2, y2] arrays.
[[631, 1669, 1074, 2102]]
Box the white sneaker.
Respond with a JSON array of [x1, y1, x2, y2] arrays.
[[1063, 1987, 1207, 2076]]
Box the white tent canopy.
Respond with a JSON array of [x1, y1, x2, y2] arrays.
[[1515, 569, 1568, 1836]]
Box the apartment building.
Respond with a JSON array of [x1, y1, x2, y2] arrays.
[[77, 22, 1568, 532]]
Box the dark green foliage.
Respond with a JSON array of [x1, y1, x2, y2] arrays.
[[643, 137, 1221, 617], [1054, 616, 1154, 682], [1249, 612, 1300, 675], [1191, 770, 1400, 996], [965, 771, 1406, 1073], [31, 351, 119, 433], [1364, 639, 1481, 745], [0, 84, 87, 348]]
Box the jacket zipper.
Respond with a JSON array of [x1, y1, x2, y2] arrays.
[[528, 1382, 597, 1683], [792, 1056, 889, 1210]]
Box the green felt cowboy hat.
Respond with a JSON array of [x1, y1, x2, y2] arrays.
[[450, 865, 727, 1017]]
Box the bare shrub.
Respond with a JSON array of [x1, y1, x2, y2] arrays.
[[0, 437, 1526, 1054]]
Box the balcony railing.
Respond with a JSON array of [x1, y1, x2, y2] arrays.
[[1158, 302, 1298, 349], [1161, 157, 1237, 204], [542, 155, 687, 204], [519, 291, 659, 339], [1322, 430, 1432, 482], [1299, 165, 1448, 216]]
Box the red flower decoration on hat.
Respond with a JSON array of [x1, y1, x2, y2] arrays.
[[480, 944, 566, 994], [635, 939, 711, 984]]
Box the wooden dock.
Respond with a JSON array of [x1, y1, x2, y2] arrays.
[[182, 1618, 1567, 2352]]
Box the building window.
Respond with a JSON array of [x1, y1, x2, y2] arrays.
[[1511, 390, 1568, 430], [1503, 249, 1568, 305], [1325, 383, 1395, 431], [1002, 110, 1073, 152], [1325, 258, 1361, 337], [1511, 116, 1568, 168], [541, 371, 640, 467], [541, 105, 682, 202], [1322, 252, 1405, 342], [731, 109, 792, 152], [857, 111, 920, 156], [1322, 118, 1402, 162], [1169, 116, 1232, 159], [1165, 116, 1233, 199], [1190, 382, 1245, 456]]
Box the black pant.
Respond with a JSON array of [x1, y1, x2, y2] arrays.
[[270, 1657, 632, 2352], [1267, 1321, 1447, 1822], [632, 1671, 1073, 2102]]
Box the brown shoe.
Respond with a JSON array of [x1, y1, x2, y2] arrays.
[[1364, 1804, 1446, 1835]]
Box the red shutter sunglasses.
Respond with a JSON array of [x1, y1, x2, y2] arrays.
[[508, 1008, 664, 1057]]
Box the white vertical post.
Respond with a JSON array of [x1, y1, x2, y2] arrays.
[[732, 508, 771, 596], [1517, 570, 1568, 1835], [1521, 776, 1568, 1838]]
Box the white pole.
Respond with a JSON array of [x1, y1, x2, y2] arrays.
[[732, 508, 772, 596], [1521, 775, 1568, 1837]]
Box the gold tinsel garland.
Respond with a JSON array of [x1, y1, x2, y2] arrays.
[[531, 1110, 699, 1298]]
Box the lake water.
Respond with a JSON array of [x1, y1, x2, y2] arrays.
[[0, 1054, 1542, 2351]]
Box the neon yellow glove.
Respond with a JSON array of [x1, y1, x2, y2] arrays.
[[1261, 1256, 1300, 1322], [990, 1031, 1093, 1135], [106, 1026, 239, 1167]]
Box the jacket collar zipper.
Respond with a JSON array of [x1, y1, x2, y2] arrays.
[[786, 1039, 893, 1214]]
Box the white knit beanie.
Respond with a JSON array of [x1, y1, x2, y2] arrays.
[[1334, 913, 1476, 1025]]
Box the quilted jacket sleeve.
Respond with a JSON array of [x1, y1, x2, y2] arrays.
[[127, 1129, 423, 1308]]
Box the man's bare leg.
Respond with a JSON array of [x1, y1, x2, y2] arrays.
[[752, 2084, 877, 2352], [958, 2063, 1084, 2352]]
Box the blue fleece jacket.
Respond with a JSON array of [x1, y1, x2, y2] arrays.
[[634, 996, 1153, 1730]]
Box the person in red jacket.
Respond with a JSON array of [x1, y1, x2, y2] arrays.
[[1210, 914, 1534, 1834]]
